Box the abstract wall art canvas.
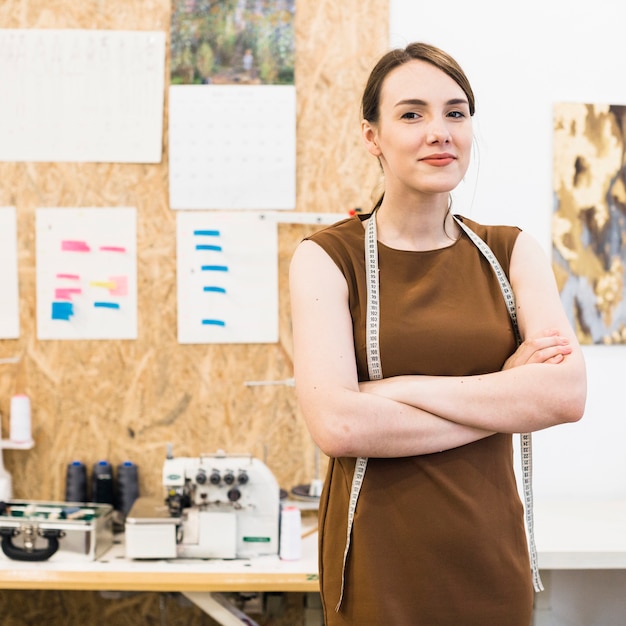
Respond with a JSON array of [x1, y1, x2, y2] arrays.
[[553, 103, 626, 345]]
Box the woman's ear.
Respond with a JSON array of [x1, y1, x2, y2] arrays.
[[361, 119, 382, 157]]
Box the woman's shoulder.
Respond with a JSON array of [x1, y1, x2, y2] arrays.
[[455, 214, 521, 246], [300, 214, 368, 276], [305, 214, 367, 248], [455, 215, 522, 270]]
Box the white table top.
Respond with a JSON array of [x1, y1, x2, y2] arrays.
[[0, 522, 319, 591], [534, 499, 626, 569]]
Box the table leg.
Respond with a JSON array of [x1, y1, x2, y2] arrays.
[[182, 592, 259, 625]]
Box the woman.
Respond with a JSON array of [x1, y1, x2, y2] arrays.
[[289, 42, 586, 625]]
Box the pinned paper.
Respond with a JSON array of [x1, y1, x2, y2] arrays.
[[177, 211, 278, 344], [36, 208, 137, 340], [0, 29, 165, 163], [169, 84, 296, 210]]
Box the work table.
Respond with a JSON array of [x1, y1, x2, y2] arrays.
[[0, 499, 625, 592]]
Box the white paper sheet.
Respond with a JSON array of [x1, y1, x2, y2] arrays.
[[177, 211, 278, 344], [169, 85, 296, 210], [0, 29, 165, 163], [36, 208, 137, 340], [0, 207, 20, 338]]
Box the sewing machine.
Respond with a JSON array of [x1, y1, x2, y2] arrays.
[[125, 450, 280, 560]]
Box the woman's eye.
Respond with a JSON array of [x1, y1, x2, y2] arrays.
[[401, 112, 420, 120], [448, 110, 466, 119]]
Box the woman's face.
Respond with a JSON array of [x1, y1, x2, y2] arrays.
[[362, 59, 473, 198]]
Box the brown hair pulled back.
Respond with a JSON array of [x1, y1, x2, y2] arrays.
[[361, 42, 476, 124]]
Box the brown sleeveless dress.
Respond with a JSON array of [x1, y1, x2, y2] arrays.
[[306, 214, 534, 626]]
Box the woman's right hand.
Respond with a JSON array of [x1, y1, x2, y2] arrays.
[[502, 329, 572, 370]]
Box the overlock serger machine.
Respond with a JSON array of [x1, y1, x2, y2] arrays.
[[125, 448, 280, 560]]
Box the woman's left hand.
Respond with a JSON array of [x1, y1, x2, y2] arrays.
[[502, 329, 572, 370]]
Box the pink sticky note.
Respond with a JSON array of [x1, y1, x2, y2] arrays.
[[61, 240, 90, 252], [54, 288, 82, 300], [109, 276, 128, 296]]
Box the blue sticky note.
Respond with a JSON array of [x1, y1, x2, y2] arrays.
[[51, 301, 74, 320]]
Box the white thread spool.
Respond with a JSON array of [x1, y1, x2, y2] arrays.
[[10, 394, 32, 443], [279, 505, 302, 561]]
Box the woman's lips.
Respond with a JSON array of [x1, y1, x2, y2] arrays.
[[420, 154, 456, 166]]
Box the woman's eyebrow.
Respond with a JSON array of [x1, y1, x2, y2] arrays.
[[394, 98, 469, 108]]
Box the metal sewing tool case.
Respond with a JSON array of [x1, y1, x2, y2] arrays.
[[0, 500, 113, 562]]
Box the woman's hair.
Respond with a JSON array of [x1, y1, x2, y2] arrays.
[[361, 42, 475, 123]]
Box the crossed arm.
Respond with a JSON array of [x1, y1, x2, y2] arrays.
[[289, 232, 587, 459]]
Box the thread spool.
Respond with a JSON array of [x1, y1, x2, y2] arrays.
[[65, 460, 88, 502], [115, 460, 139, 516], [279, 505, 302, 561], [92, 460, 114, 505], [9, 394, 31, 443]]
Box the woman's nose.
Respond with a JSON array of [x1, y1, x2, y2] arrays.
[[426, 119, 451, 143]]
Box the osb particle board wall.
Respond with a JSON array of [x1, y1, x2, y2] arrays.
[[0, 0, 388, 503]]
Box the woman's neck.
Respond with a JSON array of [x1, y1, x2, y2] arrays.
[[373, 197, 460, 251]]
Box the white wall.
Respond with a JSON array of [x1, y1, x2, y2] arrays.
[[390, 0, 626, 501]]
